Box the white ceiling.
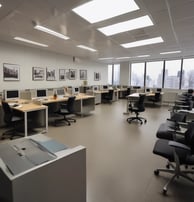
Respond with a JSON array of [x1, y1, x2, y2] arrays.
[[0, 0, 194, 64]]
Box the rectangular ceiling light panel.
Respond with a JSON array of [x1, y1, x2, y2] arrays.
[[34, 25, 69, 40], [72, 0, 139, 23], [14, 37, 48, 47], [77, 45, 97, 52], [160, 50, 181, 55], [98, 15, 153, 36], [121, 37, 164, 48]]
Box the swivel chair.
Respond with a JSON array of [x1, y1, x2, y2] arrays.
[[153, 122, 194, 194], [1, 101, 24, 140], [54, 96, 76, 126], [127, 94, 147, 124], [102, 89, 114, 103], [148, 92, 161, 105]]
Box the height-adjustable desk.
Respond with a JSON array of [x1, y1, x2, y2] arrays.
[[0, 134, 86, 202]]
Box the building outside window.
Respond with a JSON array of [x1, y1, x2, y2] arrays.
[[108, 64, 120, 85], [131, 63, 145, 87], [181, 58, 194, 89], [164, 60, 181, 89], [146, 61, 163, 88]]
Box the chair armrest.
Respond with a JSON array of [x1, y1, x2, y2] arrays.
[[168, 141, 191, 152]]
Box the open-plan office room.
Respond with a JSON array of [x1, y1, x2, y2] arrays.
[[0, 1, 194, 202]]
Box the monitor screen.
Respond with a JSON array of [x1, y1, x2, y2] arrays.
[[103, 85, 108, 90], [146, 88, 150, 92], [156, 88, 162, 92], [93, 86, 98, 91], [72, 87, 79, 95], [56, 89, 65, 96], [36, 89, 47, 97], [4, 90, 20, 100]]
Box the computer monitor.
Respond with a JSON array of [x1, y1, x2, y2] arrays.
[[4, 90, 20, 100], [56, 88, 65, 96], [72, 87, 79, 95], [102, 85, 108, 90], [36, 89, 47, 98], [93, 85, 98, 91], [156, 88, 162, 92], [146, 88, 150, 92]]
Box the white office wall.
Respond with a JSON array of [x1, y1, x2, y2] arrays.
[[0, 41, 108, 91]]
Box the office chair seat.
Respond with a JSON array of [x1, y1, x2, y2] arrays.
[[1, 101, 24, 140], [127, 94, 147, 125], [153, 122, 194, 194], [54, 96, 76, 126]]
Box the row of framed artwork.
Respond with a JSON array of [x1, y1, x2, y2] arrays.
[[2, 63, 101, 81]]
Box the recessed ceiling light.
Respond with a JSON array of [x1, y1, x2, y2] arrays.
[[72, 0, 139, 23], [77, 45, 97, 52], [14, 37, 48, 47], [34, 25, 69, 40], [121, 37, 164, 48], [98, 15, 153, 36], [160, 50, 181, 55], [137, 55, 150, 57], [116, 57, 131, 59], [0, 4, 2, 8], [98, 57, 114, 60]]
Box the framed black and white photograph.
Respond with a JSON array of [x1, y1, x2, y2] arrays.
[[69, 69, 77, 80], [94, 72, 100, 81], [32, 67, 44, 81], [3, 63, 20, 81], [46, 67, 56, 81], [80, 70, 87, 80], [59, 69, 68, 81]]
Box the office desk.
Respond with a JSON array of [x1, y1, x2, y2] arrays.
[[42, 93, 95, 115], [0, 134, 86, 202], [13, 103, 48, 137]]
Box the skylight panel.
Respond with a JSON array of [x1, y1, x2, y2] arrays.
[[72, 0, 139, 23], [121, 37, 164, 48], [98, 15, 153, 36]]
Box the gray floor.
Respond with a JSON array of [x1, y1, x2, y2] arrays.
[[1, 100, 194, 201]]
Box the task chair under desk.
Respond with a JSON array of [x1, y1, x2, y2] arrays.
[[0, 134, 86, 202]]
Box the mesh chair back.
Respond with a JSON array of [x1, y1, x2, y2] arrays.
[[184, 122, 194, 152], [136, 94, 145, 112], [67, 96, 76, 113], [1, 101, 13, 124], [154, 92, 161, 102]]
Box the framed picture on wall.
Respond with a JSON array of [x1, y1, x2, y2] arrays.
[[69, 69, 77, 80], [32, 67, 44, 80], [80, 70, 87, 80], [94, 72, 100, 81], [59, 69, 68, 81], [46, 67, 56, 81], [3, 63, 20, 81]]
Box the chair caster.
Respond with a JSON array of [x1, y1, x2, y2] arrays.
[[144, 120, 147, 123], [163, 187, 167, 195]]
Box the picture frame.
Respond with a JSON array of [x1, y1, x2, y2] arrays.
[[32, 67, 44, 81], [46, 67, 56, 81], [94, 72, 100, 81], [3, 63, 20, 81], [69, 69, 77, 80], [59, 69, 68, 81], [80, 70, 87, 80]]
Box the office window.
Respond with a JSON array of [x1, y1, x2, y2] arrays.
[[108, 65, 113, 85], [181, 58, 194, 89], [164, 59, 181, 89], [113, 64, 120, 85], [131, 62, 145, 86], [146, 61, 163, 88], [108, 64, 120, 85]]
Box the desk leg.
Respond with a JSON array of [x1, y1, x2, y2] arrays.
[[45, 107, 48, 133], [123, 98, 130, 115], [24, 111, 28, 137]]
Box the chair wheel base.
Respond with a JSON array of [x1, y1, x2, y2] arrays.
[[154, 169, 159, 175]]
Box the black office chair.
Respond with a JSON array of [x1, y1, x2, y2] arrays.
[[54, 96, 76, 126], [102, 89, 114, 103], [153, 122, 194, 194], [156, 111, 187, 141], [148, 92, 161, 105], [127, 94, 147, 124], [1, 101, 24, 140]]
